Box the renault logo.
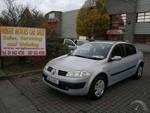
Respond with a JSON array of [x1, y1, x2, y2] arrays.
[[51, 69, 57, 75]]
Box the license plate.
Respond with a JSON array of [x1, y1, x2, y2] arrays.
[[47, 76, 59, 85]]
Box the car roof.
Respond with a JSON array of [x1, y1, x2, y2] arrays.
[[91, 41, 131, 45]]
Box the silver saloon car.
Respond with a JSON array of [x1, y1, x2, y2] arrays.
[[43, 41, 144, 99]]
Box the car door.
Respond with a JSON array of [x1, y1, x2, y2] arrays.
[[106, 44, 128, 85], [122, 44, 138, 77]]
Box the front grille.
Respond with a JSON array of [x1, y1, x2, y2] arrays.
[[43, 73, 85, 90], [47, 66, 53, 72], [59, 81, 86, 89], [58, 70, 67, 76], [47, 67, 67, 76]]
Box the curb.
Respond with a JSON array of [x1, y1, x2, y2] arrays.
[[0, 69, 42, 80]]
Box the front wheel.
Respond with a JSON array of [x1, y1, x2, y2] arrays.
[[134, 65, 143, 79], [88, 76, 106, 100]]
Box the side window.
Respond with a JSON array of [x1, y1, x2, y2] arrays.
[[111, 45, 124, 57], [124, 44, 136, 56]]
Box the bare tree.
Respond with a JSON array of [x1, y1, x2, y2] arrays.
[[0, 0, 47, 28], [0, 0, 24, 26]]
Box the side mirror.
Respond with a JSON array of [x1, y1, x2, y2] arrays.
[[111, 56, 122, 61]]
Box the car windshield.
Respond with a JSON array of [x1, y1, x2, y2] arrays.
[[71, 42, 112, 60]]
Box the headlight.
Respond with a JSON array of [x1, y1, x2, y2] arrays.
[[66, 71, 91, 78]]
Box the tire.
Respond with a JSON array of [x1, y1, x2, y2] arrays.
[[134, 65, 143, 79], [88, 76, 106, 100]]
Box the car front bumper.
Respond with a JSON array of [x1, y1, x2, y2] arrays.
[[43, 73, 90, 96]]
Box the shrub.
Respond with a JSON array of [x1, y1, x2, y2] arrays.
[[46, 42, 69, 61], [47, 38, 64, 44]]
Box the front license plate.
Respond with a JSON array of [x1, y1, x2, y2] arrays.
[[47, 76, 59, 85]]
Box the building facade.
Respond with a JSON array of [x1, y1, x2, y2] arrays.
[[45, 11, 62, 36], [45, 0, 150, 45], [45, 10, 79, 39], [106, 0, 150, 44], [61, 10, 79, 39]]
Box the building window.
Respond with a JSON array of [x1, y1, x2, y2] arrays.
[[137, 12, 150, 22], [121, 14, 127, 25], [49, 13, 55, 19], [83, 0, 96, 8]]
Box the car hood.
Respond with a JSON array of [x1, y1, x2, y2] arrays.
[[49, 55, 105, 71]]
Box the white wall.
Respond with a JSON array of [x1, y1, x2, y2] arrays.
[[61, 10, 79, 39]]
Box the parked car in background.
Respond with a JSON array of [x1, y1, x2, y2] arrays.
[[75, 40, 89, 46], [43, 41, 144, 99], [63, 39, 89, 50]]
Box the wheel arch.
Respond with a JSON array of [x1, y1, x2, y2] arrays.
[[89, 72, 109, 89], [136, 60, 144, 70], [139, 61, 144, 67]]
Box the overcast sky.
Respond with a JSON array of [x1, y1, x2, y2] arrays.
[[0, 0, 86, 14]]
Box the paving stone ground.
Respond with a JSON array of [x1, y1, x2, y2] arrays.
[[10, 74, 150, 113], [0, 80, 41, 113], [8, 54, 150, 113], [0, 98, 9, 113]]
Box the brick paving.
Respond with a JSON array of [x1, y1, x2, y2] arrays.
[[10, 54, 150, 113], [0, 99, 9, 113], [0, 80, 41, 113]]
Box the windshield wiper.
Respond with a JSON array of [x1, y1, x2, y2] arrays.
[[88, 57, 104, 60]]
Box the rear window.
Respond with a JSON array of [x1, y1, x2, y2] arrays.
[[124, 44, 136, 56]]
